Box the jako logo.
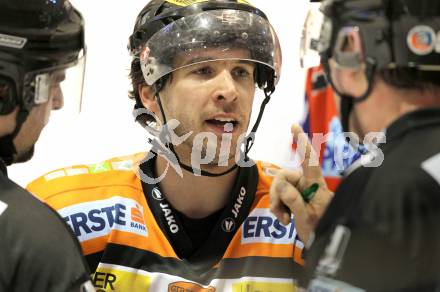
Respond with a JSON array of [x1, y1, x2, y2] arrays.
[[151, 187, 164, 201], [60, 196, 148, 242], [241, 208, 302, 245], [231, 187, 246, 218], [222, 217, 235, 232], [159, 202, 179, 234]]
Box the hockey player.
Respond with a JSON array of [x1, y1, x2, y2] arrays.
[[271, 0, 440, 290], [0, 0, 93, 291], [28, 0, 304, 290]]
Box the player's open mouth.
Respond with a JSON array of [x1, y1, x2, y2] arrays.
[[206, 117, 239, 133]]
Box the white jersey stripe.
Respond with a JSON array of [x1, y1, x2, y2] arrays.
[[421, 153, 440, 187], [0, 200, 8, 217]]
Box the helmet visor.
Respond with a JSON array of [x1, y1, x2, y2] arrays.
[[23, 50, 86, 114], [300, 5, 331, 68], [139, 9, 281, 86]]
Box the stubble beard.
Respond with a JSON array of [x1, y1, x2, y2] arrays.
[[174, 125, 240, 168]]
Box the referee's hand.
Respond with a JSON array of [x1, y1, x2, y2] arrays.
[[269, 124, 333, 244]]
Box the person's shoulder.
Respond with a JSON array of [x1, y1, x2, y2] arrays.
[[254, 160, 280, 193], [366, 134, 440, 197], [1, 174, 50, 214], [0, 184, 92, 291], [0, 179, 82, 255], [2, 178, 68, 232], [358, 148, 440, 228], [383, 118, 440, 168], [27, 152, 146, 201]]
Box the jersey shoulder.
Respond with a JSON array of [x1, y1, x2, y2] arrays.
[[254, 160, 280, 197], [27, 152, 146, 201]]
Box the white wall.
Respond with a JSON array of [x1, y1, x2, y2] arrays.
[[9, 0, 310, 186]]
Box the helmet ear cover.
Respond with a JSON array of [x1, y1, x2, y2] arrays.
[[0, 75, 17, 115], [256, 64, 275, 93], [0, 54, 27, 115]]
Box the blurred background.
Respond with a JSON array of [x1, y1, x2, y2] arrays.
[[9, 0, 311, 186]]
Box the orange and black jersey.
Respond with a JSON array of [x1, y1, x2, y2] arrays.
[[28, 152, 304, 291], [0, 160, 93, 292]]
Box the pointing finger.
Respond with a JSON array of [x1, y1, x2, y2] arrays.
[[291, 124, 323, 182]]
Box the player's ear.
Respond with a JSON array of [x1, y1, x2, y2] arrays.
[[138, 85, 158, 113]]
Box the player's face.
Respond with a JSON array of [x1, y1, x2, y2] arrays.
[[329, 58, 371, 138], [12, 71, 65, 163], [159, 48, 256, 166]]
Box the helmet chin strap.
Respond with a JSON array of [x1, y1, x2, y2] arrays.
[[151, 88, 272, 177], [0, 108, 29, 166], [322, 57, 377, 133], [243, 87, 272, 160]]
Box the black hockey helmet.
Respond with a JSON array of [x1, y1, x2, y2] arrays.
[[301, 0, 440, 131], [317, 0, 440, 72], [0, 0, 85, 164], [0, 0, 86, 115]]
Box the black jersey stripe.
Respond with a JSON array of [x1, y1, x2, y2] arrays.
[[98, 243, 302, 285], [85, 251, 104, 273]]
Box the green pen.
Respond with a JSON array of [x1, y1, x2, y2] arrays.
[[302, 183, 319, 203]]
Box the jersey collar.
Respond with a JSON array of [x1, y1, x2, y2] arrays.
[[0, 158, 7, 176], [386, 108, 440, 142], [139, 151, 259, 267]]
